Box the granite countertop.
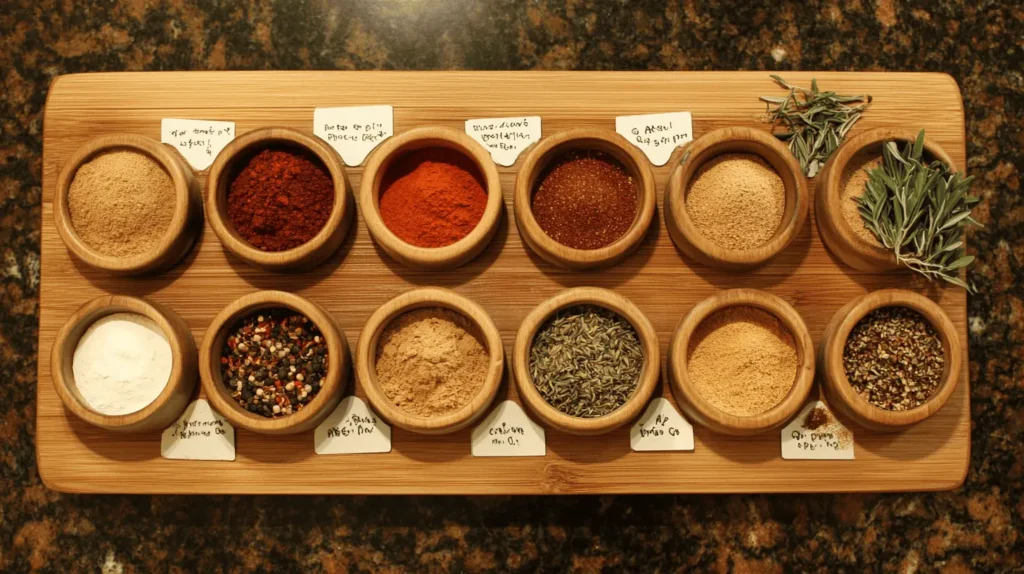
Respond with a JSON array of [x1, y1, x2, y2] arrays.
[[2, 1, 1022, 571]]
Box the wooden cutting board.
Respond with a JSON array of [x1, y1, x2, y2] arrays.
[[37, 71, 969, 494]]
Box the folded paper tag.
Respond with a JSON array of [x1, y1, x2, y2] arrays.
[[471, 400, 546, 457], [630, 397, 694, 451], [781, 400, 855, 460], [314, 396, 392, 455], [161, 399, 235, 461], [464, 116, 541, 166], [313, 105, 393, 166], [161, 118, 235, 170], [615, 112, 693, 166]]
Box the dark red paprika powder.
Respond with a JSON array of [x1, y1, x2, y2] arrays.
[[227, 148, 335, 252], [378, 148, 487, 248]]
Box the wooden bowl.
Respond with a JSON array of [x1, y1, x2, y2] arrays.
[[513, 128, 656, 270], [512, 287, 660, 436], [205, 127, 353, 272], [819, 289, 961, 432], [816, 128, 957, 272], [199, 290, 349, 434], [667, 289, 815, 436], [359, 127, 503, 270], [664, 127, 808, 270], [54, 134, 202, 275], [50, 295, 198, 432], [357, 287, 504, 434]]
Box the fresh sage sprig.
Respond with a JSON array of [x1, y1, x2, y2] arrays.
[[760, 75, 872, 177], [857, 129, 981, 292]]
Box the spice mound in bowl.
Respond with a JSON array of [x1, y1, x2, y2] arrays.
[[684, 153, 785, 250], [378, 148, 488, 249], [529, 305, 643, 418], [687, 306, 797, 417], [531, 151, 638, 250], [226, 148, 335, 252], [220, 309, 327, 418], [843, 306, 944, 411], [839, 150, 884, 247], [68, 150, 176, 257], [375, 307, 489, 417]]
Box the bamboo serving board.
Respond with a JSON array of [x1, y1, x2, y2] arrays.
[[37, 71, 969, 494]]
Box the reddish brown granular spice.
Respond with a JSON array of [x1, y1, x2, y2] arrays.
[[227, 148, 335, 252], [803, 406, 830, 430], [378, 148, 488, 248], [531, 150, 638, 250]]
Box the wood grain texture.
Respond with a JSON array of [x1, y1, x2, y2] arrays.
[[37, 71, 969, 494]]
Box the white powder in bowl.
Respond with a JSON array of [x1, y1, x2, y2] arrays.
[[72, 312, 172, 416]]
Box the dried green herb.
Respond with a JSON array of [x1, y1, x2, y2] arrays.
[[760, 75, 871, 177], [857, 129, 981, 291], [529, 305, 643, 418]]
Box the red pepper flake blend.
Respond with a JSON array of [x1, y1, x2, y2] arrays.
[[226, 148, 335, 252], [530, 150, 638, 250], [220, 309, 328, 418]]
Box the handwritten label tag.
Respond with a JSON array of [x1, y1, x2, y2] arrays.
[[161, 399, 235, 461], [615, 112, 693, 166], [782, 401, 855, 460], [471, 400, 546, 457], [314, 396, 392, 455], [160, 119, 235, 171], [464, 116, 541, 166], [630, 397, 694, 451], [313, 105, 393, 166]]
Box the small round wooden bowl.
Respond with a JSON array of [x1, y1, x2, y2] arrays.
[[664, 126, 808, 271], [357, 287, 504, 434], [667, 289, 815, 436], [816, 128, 956, 272], [512, 287, 660, 436], [513, 128, 656, 271], [818, 289, 961, 432], [50, 295, 198, 432], [54, 134, 202, 275], [199, 290, 349, 435], [205, 127, 353, 272], [359, 127, 503, 270]]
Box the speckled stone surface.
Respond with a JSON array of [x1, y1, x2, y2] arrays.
[[2, 1, 1022, 572]]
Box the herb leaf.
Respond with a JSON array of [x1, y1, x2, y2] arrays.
[[760, 76, 872, 177]]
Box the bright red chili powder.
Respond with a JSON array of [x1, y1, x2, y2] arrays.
[[378, 148, 488, 248], [227, 148, 335, 252]]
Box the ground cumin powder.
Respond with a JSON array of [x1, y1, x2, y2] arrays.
[[375, 308, 489, 417], [685, 153, 785, 250], [687, 306, 798, 417], [68, 150, 176, 257], [840, 152, 883, 246]]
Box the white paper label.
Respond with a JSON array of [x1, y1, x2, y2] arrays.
[[781, 401, 855, 460], [464, 116, 542, 166], [471, 400, 546, 457], [615, 112, 693, 166], [314, 396, 392, 455], [161, 399, 235, 461], [630, 397, 694, 451], [313, 105, 393, 166], [160, 118, 235, 171]]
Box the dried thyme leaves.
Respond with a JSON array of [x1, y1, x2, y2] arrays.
[[842, 307, 944, 411], [529, 305, 643, 418]]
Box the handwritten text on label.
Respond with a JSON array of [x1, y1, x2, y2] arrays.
[[160, 119, 235, 171], [614, 112, 693, 166], [471, 400, 545, 457], [313, 105, 394, 166], [161, 399, 236, 461], [315, 396, 392, 455], [781, 400, 855, 460], [464, 116, 541, 166], [630, 397, 694, 451]]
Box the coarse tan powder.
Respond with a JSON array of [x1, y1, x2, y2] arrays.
[[68, 150, 176, 257], [840, 152, 883, 246], [375, 308, 489, 418], [685, 153, 786, 250], [687, 306, 798, 417]]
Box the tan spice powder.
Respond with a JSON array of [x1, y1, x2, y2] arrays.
[[840, 152, 883, 246], [685, 153, 785, 250], [68, 150, 176, 257], [687, 306, 798, 417], [375, 308, 489, 418]]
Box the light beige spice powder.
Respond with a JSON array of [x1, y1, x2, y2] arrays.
[[685, 153, 786, 250], [68, 150, 176, 257], [840, 152, 883, 246], [687, 306, 798, 417], [375, 308, 489, 418]]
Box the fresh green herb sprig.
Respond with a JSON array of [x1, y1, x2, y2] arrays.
[[761, 75, 872, 177], [857, 129, 981, 291]]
